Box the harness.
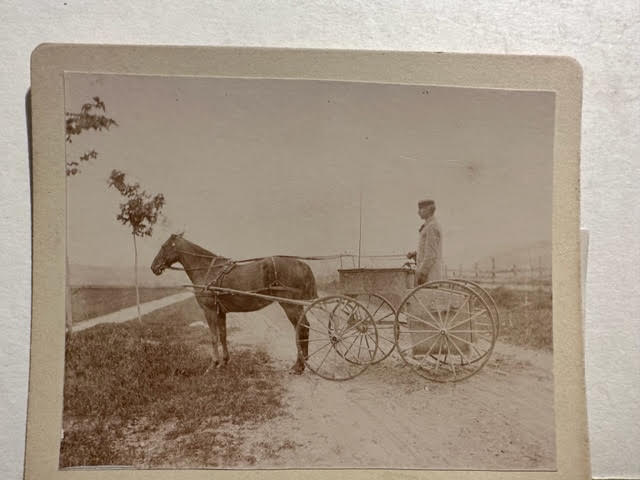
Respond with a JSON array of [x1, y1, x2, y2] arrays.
[[170, 250, 302, 314]]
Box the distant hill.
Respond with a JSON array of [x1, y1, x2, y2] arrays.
[[69, 264, 186, 287]]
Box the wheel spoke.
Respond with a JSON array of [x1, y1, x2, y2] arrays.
[[315, 341, 335, 372], [397, 331, 441, 354], [400, 310, 441, 331], [363, 334, 374, 360], [337, 332, 362, 344], [447, 332, 486, 358], [447, 333, 471, 366], [341, 333, 361, 358], [397, 329, 441, 334], [374, 312, 395, 323], [298, 322, 330, 336], [306, 337, 339, 343], [418, 333, 442, 366], [339, 316, 369, 336], [443, 295, 470, 329], [448, 308, 489, 331], [306, 342, 332, 360], [434, 335, 444, 372], [307, 309, 331, 331], [443, 288, 453, 326], [371, 298, 385, 317], [413, 293, 443, 328], [444, 337, 457, 377]]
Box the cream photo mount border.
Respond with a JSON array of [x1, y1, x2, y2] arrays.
[[28, 44, 586, 480]]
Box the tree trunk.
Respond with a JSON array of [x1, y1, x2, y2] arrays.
[[65, 179, 73, 338], [133, 233, 142, 326], [65, 253, 73, 337]]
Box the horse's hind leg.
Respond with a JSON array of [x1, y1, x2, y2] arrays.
[[217, 312, 230, 365], [281, 303, 307, 374], [204, 308, 221, 374]]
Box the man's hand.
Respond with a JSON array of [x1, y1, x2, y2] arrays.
[[406, 251, 417, 260]]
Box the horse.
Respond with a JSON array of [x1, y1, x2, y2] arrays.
[[150, 233, 317, 374]]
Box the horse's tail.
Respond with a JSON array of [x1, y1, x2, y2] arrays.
[[302, 262, 318, 300], [307, 273, 318, 299]]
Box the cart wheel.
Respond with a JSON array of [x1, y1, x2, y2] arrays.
[[395, 280, 496, 382], [349, 293, 397, 363], [296, 295, 378, 381], [449, 278, 500, 338]]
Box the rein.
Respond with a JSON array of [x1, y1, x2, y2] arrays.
[[166, 249, 347, 272]]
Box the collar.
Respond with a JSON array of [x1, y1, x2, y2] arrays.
[[419, 215, 435, 232]]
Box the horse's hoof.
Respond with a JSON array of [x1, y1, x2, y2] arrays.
[[204, 361, 220, 375], [290, 365, 305, 375]]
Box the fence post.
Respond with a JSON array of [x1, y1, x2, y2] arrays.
[[538, 256, 543, 281], [491, 257, 496, 284]]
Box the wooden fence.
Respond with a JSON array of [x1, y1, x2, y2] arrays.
[[444, 257, 551, 286], [313, 254, 551, 288]]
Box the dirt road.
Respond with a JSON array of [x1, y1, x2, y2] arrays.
[[221, 302, 556, 470], [74, 291, 194, 332]]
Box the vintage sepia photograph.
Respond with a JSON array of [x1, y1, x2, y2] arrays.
[[60, 72, 555, 470]]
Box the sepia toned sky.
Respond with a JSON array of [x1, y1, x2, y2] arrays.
[[65, 73, 554, 273]]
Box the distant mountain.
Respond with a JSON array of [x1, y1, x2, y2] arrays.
[[69, 264, 186, 287]]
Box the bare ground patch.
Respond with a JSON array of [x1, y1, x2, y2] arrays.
[[62, 292, 556, 470]]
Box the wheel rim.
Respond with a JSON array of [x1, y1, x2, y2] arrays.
[[395, 281, 496, 382], [349, 293, 397, 364], [449, 278, 500, 338], [296, 295, 378, 381]]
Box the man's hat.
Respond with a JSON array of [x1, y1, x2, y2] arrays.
[[418, 199, 435, 208]]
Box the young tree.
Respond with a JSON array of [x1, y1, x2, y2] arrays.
[[65, 96, 117, 176], [65, 97, 117, 337], [108, 170, 165, 325]]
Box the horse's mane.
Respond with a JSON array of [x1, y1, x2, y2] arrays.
[[178, 237, 229, 261]]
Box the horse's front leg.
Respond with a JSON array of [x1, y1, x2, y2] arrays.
[[204, 308, 221, 374], [217, 312, 230, 365]]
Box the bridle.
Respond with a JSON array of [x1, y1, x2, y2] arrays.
[[161, 245, 231, 273], [156, 239, 348, 274]]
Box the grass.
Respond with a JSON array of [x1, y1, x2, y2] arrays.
[[60, 298, 286, 468], [486, 286, 553, 350], [70, 286, 184, 323]]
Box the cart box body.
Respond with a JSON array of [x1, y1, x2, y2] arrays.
[[338, 267, 414, 307]]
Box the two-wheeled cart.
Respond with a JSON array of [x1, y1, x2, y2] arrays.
[[191, 264, 499, 383]]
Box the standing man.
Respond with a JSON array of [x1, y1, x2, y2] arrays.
[[407, 199, 443, 286]]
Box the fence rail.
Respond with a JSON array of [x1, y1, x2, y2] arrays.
[[444, 257, 551, 286], [308, 253, 551, 287]]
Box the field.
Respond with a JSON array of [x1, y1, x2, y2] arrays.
[[485, 286, 552, 350], [70, 286, 184, 323], [61, 284, 555, 469]]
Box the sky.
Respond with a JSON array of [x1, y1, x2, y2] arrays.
[[65, 73, 554, 274]]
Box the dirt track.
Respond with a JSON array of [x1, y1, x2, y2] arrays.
[[219, 302, 556, 470]]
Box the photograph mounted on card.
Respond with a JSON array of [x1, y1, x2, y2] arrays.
[[27, 45, 588, 479]]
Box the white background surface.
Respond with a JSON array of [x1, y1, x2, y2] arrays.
[[1, 1, 638, 479]]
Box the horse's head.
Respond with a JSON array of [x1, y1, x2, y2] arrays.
[[151, 233, 183, 275]]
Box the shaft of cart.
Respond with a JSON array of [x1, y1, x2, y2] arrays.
[[183, 284, 314, 307]]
